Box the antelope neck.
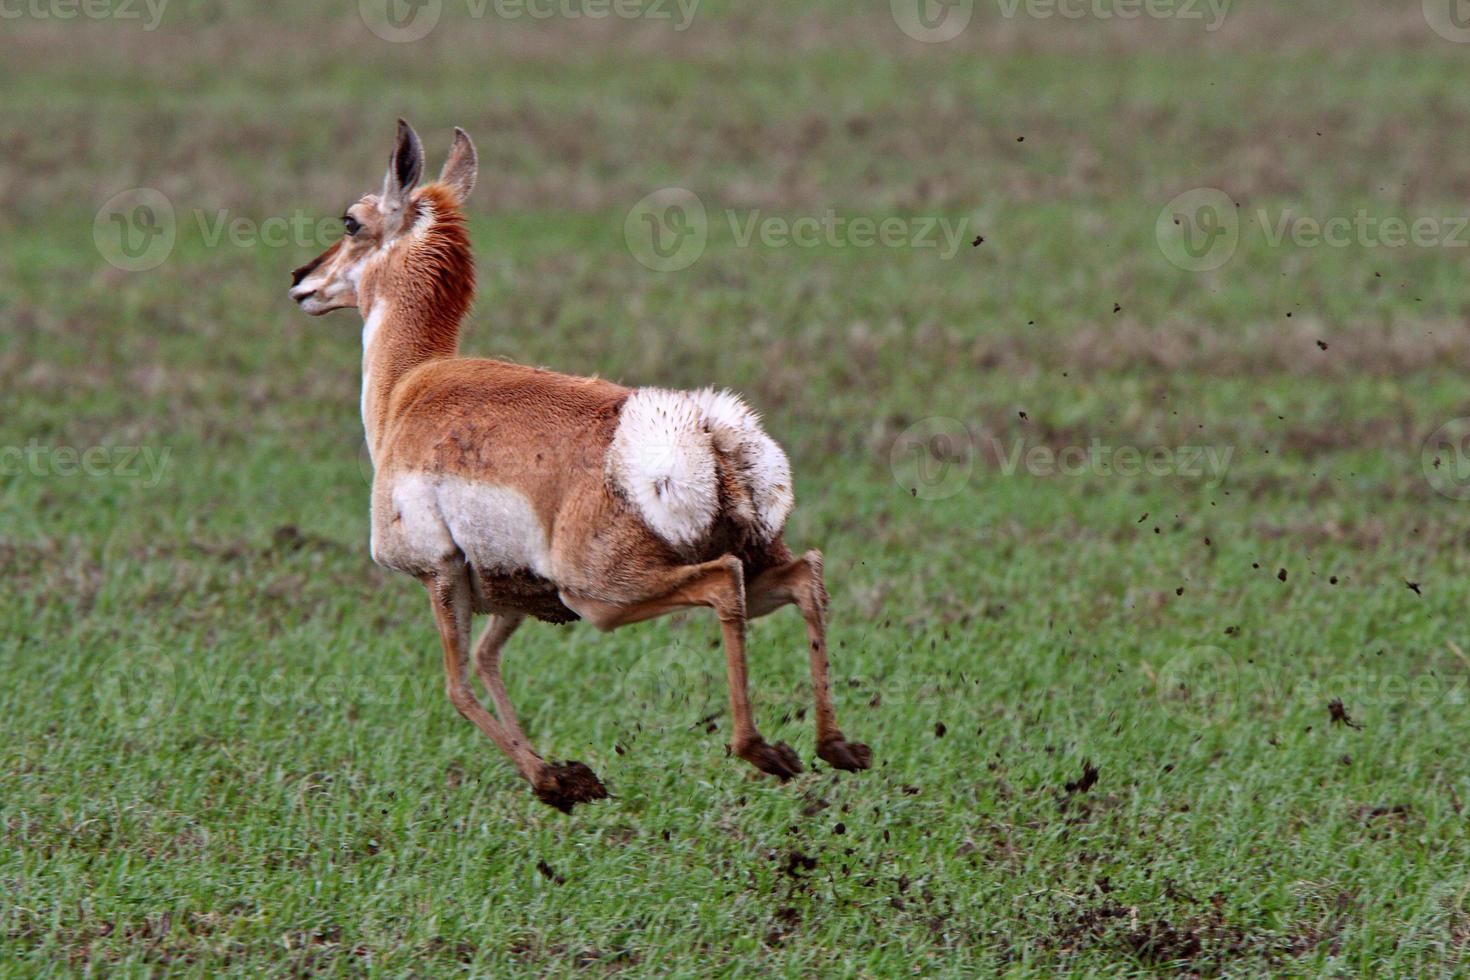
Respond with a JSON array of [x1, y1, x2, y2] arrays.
[[358, 189, 475, 460]]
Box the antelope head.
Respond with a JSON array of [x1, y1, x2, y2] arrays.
[[289, 119, 478, 316]]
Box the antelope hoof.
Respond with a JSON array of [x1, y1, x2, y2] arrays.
[[531, 761, 609, 813], [818, 736, 873, 772], [739, 738, 804, 782]]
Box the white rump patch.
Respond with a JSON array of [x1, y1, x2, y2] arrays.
[[605, 389, 718, 548], [687, 387, 795, 541], [606, 387, 794, 549]]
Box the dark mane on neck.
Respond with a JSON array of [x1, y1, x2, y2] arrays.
[[395, 183, 475, 356]]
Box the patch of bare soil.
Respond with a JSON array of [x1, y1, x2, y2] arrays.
[[1047, 893, 1285, 970]]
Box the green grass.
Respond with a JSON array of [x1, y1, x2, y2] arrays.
[[6, 1, 1470, 973]]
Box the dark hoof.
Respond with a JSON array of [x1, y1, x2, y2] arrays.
[[739, 739, 804, 782], [532, 761, 609, 813], [818, 737, 873, 772]]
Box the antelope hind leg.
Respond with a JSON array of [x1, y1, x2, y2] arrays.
[[747, 550, 872, 772]]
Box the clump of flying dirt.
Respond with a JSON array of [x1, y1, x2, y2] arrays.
[[1327, 699, 1363, 730], [531, 761, 609, 813]]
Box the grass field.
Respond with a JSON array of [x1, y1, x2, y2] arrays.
[[7, 0, 1470, 973]]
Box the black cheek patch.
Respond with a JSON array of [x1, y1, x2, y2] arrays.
[[290, 257, 320, 287], [291, 239, 342, 286]]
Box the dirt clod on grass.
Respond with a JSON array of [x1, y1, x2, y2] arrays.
[[1065, 761, 1100, 795]]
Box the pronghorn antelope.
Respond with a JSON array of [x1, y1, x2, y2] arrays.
[[289, 120, 870, 811]]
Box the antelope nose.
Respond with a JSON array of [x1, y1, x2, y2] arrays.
[[289, 282, 313, 302]]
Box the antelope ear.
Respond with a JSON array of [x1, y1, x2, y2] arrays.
[[382, 118, 424, 205], [438, 127, 478, 204]]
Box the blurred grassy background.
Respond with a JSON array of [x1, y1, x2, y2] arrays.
[[5, 0, 1470, 973]]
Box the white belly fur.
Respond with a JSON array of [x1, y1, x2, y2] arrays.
[[370, 471, 551, 577]]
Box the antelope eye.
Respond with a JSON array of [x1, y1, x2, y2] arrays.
[[343, 215, 362, 236]]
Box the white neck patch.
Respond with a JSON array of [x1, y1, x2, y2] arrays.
[[361, 300, 392, 454], [362, 301, 387, 350]]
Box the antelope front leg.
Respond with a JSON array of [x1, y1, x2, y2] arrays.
[[470, 612, 608, 812], [749, 550, 872, 772], [427, 568, 606, 812]]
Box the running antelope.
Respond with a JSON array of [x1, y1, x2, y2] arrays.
[[289, 120, 870, 811]]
